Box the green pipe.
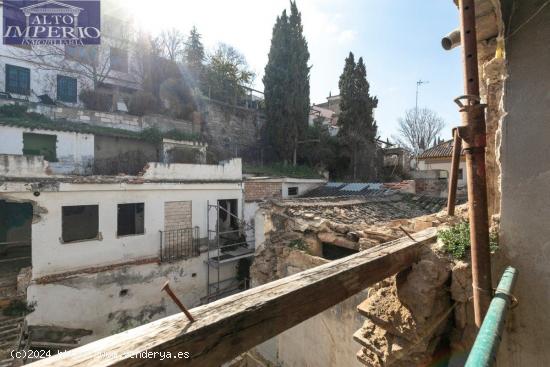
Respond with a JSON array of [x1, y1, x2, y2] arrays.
[[465, 266, 518, 367]]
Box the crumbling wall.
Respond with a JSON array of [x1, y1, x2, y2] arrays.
[[478, 38, 506, 219], [354, 242, 481, 367], [248, 199, 476, 367], [250, 197, 504, 366], [0, 125, 94, 175], [25, 253, 235, 343]]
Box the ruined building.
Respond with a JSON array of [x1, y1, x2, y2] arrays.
[[1, 0, 549, 366]]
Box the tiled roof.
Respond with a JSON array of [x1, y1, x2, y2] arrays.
[[417, 140, 464, 160]]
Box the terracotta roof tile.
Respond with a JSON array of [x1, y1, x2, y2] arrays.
[[418, 139, 465, 159]]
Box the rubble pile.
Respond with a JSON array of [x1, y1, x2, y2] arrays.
[[250, 196, 479, 366]]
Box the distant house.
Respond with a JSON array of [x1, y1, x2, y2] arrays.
[[310, 93, 341, 136], [309, 105, 338, 136], [316, 93, 341, 116], [417, 139, 466, 187]]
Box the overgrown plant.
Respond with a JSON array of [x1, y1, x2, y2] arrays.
[[0, 103, 28, 117], [289, 238, 308, 252], [2, 299, 35, 317], [438, 221, 499, 260]]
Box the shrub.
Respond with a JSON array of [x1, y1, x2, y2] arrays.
[[438, 221, 499, 260], [163, 129, 200, 142], [0, 103, 27, 117], [2, 299, 35, 317], [79, 89, 112, 111], [127, 91, 158, 116], [139, 127, 164, 144]]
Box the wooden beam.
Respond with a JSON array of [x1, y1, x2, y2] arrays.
[[30, 228, 437, 367]]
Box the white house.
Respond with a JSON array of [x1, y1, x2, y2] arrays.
[[416, 139, 467, 188], [0, 0, 139, 110]]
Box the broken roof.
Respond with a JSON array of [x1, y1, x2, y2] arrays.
[[270, 195, 449, 226]]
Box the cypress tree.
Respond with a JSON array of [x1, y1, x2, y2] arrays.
[[263, 11, 291, 161], [288, 1, 310, 165], [263, 1, 310, 165], [338, 53, 378, 180]]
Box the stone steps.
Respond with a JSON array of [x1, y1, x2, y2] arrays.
[[0, 317, 24, 367]]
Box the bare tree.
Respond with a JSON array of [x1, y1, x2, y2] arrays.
[[393, 107, 445, 155], [155, 28, 186, 62]]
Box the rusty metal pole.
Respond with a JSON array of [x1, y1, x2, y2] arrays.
[[447, 128, 462, 216], [457, 0, 492, 327], [162, 281, 195, 323]]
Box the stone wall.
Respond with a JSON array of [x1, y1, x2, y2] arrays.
[[0, 99, 198, 134], [201, 98, 263, 162]]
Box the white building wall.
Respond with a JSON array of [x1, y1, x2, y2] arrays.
[[281, 179, 326, 199], [2, 182, 243, 277], [0, 125, 94, 174], [2, 182, 243, 341], [141, 159, 242, 182], [417, 159, 467, 187]]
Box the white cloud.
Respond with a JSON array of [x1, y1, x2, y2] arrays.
[[337, 29, 357, 43]]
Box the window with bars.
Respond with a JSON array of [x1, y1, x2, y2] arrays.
[[57, 75, 77, 103], [5, 64, 30, 95]]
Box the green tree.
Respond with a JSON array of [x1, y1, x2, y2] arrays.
[[338, 53, 378, 180], [263, 10, 291, 163], [204, 43, 254, 104], [263, 1, 310, 165], [184, 26, 206, 89]]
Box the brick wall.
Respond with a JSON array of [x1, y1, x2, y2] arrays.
[[245, 181, 282, 202], [164, 201, 192, 231]]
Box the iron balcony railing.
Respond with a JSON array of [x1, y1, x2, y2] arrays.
[[159, 227, 200, 262]]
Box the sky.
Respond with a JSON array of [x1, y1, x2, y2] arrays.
[[123, 0, 464, 141]]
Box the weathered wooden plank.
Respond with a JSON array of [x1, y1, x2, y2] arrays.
[[30, 227, 437, 367]]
